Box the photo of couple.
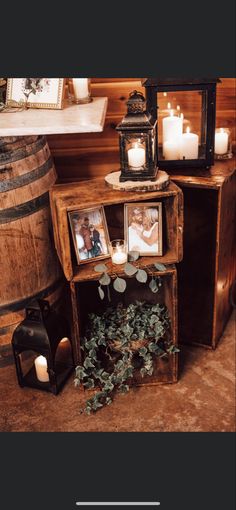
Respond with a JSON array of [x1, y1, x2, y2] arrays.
[[69, 207, 109, 264], [125, 202, 162, 256]]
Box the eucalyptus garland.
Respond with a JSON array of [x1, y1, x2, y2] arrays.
[[94, 251, 167, 301], [75, 300, 179, 414]]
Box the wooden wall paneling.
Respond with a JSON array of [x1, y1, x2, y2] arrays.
[[47, 78, 236, 183]]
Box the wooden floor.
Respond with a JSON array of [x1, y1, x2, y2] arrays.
[[0, 311, 235, 432]]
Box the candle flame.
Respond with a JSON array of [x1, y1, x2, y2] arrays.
[[220, 128, 224, 133], [167, 102, 171, 109], [134, 142, 139, 149], [170, 109, 174, 117], [186, 126, 190, 133], [180, 113, 184, 120], [163, 92, 167, 97], [177, 105, 180, 111]]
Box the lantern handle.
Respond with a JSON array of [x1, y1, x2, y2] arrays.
[[25, 299, 51, 321]]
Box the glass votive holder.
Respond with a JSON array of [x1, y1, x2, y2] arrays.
[[110, 240, 128, 265], [72, 78, 92, 104], [214, 128, 233, 160]]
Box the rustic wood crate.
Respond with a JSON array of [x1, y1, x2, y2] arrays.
[[170, 158, 236, 348], [70, 264, 178, 384], [50, 178, 183, 281]]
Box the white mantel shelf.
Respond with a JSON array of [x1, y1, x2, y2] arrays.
[[0, 97, 108, 137]]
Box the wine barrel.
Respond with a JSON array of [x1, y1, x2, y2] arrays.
[[0, 136, 63, 367]]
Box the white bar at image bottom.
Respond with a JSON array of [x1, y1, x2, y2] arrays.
[[76, 503, 160, 506]]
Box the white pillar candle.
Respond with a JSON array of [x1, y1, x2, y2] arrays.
[[180, 127, 199, 160], [162, 110, 183, 145], [128, 143, 146, 168], [72, 78, 89, 100], [163, 140, 180, 160], [215, 128, 229, 155], [34, 355, 49, 382], [112, 252, 128, 265]]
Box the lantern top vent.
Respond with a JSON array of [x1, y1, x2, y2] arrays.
[[127, 90, 146, 114]]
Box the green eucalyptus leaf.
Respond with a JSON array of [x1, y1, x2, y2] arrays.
[[94, 263, 108, 273], [154, 263, 166, 272], [149, 278, 158, 293], [84, 378, 95, 389], [124, 262, 138, 276], [75, 366, 87, 380], [119, 384, 129, 393], [84, 357, 95, 369], [99, 272, 111, 286], [139, 346, 148, 357], [136, 269, 148, 283], [113, 277, 127, 293], [104, 380, 114, 392], [128, 250, 140, 262], [98, 285, 105, 300]]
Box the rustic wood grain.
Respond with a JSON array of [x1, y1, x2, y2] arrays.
[[0, 136, 63, 350], [50, 179, 184, 281], [47, 78, 236, 181], [72, 264, 178, 384], [105, 170, 169, 191], [171, 159, 236, 348]]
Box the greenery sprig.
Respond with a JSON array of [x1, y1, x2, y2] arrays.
[[94, 252, 167, 301], [74, 301, 179, 414]]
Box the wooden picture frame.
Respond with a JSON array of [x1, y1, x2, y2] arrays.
[[68, 206, 110, 266], [6, 78, 65, 109], [124, 202, 163, 256]]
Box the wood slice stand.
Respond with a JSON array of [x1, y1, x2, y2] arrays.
[[105, 170, 170, 192]]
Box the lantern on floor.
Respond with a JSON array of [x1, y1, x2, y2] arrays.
[[12, 299, 74, 395], [116, 90, 158, 182], [142, 78, 220, 170]]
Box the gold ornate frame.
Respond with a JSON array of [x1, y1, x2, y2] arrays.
[[6, 78, 65, 109]]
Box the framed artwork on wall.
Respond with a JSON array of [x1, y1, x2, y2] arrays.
[[6, 78, 65, 109]]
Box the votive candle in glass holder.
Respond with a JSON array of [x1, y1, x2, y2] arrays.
[[72, 78, 92, 104], [110, 240, 128, 265], [214, 128, 232, 159]]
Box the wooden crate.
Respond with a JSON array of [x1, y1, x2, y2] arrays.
[[170, 158, 236, 349], [70, 264, 178, 383], [50, 178, 183, 281]]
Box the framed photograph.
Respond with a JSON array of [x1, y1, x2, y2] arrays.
[[6, 78, 65, 109], [124, 202, 163, 256], [68, 206, 110, 265]]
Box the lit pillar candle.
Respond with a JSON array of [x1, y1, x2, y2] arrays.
[[72, 78, 89, 100], [128, 142, 146, 168], [163, 140, 180, 160], [162, 110, 183, 146], [34, 355, 49, 382], [180, 127, 199, 159], [215, 128, 228, 155]]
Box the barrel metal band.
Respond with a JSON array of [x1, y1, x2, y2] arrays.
[[0, 136, 46, 165], [0, 156, 53, 192], [0, 191, 49, 224], [0, 278, 63, 316]]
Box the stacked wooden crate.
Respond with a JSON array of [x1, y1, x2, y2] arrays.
[[50, 178, 184, 383]]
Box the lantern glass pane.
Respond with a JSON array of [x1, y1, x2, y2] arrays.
[[55, 338, 73, 368], [157, 90, 207, 161], [124, 133, 147, 171], [19, 350, 38, 377]]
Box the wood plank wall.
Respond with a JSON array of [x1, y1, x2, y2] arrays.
[[48, 78, 236, 182]]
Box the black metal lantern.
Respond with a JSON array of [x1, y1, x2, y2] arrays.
[[12, 299, 74, 395], [142, 78, 220, 170], [116, 90, 158, 182]]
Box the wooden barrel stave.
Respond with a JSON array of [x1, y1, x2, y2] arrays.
[[0, 135, 63, 362]]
